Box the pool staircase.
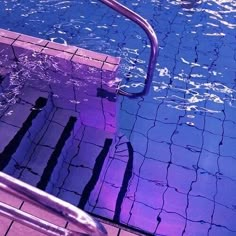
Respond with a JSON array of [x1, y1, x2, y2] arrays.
[[0, 28, 120, 236], [0, 0, 158, 235], [0, 28, 136, 236]]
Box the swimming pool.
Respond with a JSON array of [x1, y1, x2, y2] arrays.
[[0, 0, 236, 235]]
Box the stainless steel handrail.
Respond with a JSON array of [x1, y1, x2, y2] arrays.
[[0, 172, 107, 236], [100, 0, 158, 98]]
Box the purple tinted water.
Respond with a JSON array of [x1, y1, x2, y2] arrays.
[[0, 0, 236, 235]]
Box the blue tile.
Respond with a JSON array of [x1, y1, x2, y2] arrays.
[[168, 164, 195, 193]]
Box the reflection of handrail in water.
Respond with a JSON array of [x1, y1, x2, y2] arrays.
[[0, 172, 107, 236], [100, 0, 158, 98]]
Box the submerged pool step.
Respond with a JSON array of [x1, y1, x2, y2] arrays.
[[0, 86, 118, 195], [37, 116, 77, 190], [2, 97, 81, 187], [46, 125, 115, 205], [0, 88, 48, 155], [41, 128, 133, 222], [1, 92, 54, 181], [0, 97, 47, 170]]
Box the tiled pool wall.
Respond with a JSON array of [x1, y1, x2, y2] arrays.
[[0, 0, 236, 235]]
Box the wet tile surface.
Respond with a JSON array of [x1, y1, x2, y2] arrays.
[[0, 0, 236, 235]]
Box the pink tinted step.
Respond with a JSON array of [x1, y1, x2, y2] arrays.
[[21, 201, 67, 227], [72, 55, 103, 69], [47, 42, 77, 54], [0, 189, 23, 208], [66, 222, 86, 234], [102, 62, 119, 72], [0, 36, 14, 45], [106, 56, 121, 65], [76, 47, 107, 62], [0, 28, 20, 39], [0, 28, 120, 74], [0, 215, 12, 235], [103, 223, 119, 236], [13, 40, 43, 53], [6, 222, 46, 236], [42, 48, 73, 60], [18, 34, 48, 47], [120, 229, 140, 236]]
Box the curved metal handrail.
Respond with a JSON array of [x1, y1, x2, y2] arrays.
[[100, 0, 158, 98], [0, 172, 107, 236]]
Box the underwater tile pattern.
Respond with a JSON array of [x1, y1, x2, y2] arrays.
[[0, 0, 236, 235]]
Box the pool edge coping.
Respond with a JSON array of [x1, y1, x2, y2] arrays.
[[0, 28, 121, 72]]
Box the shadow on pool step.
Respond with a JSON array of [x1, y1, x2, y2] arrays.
[[2, 93, 79, 185], [0, 89, 135, 226], [37, 116, 77, 190], [0, 97, 47, 170], [0, 29, 136, 229]]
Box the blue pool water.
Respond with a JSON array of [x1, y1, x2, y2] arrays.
[[0, 0, 236, 235]]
